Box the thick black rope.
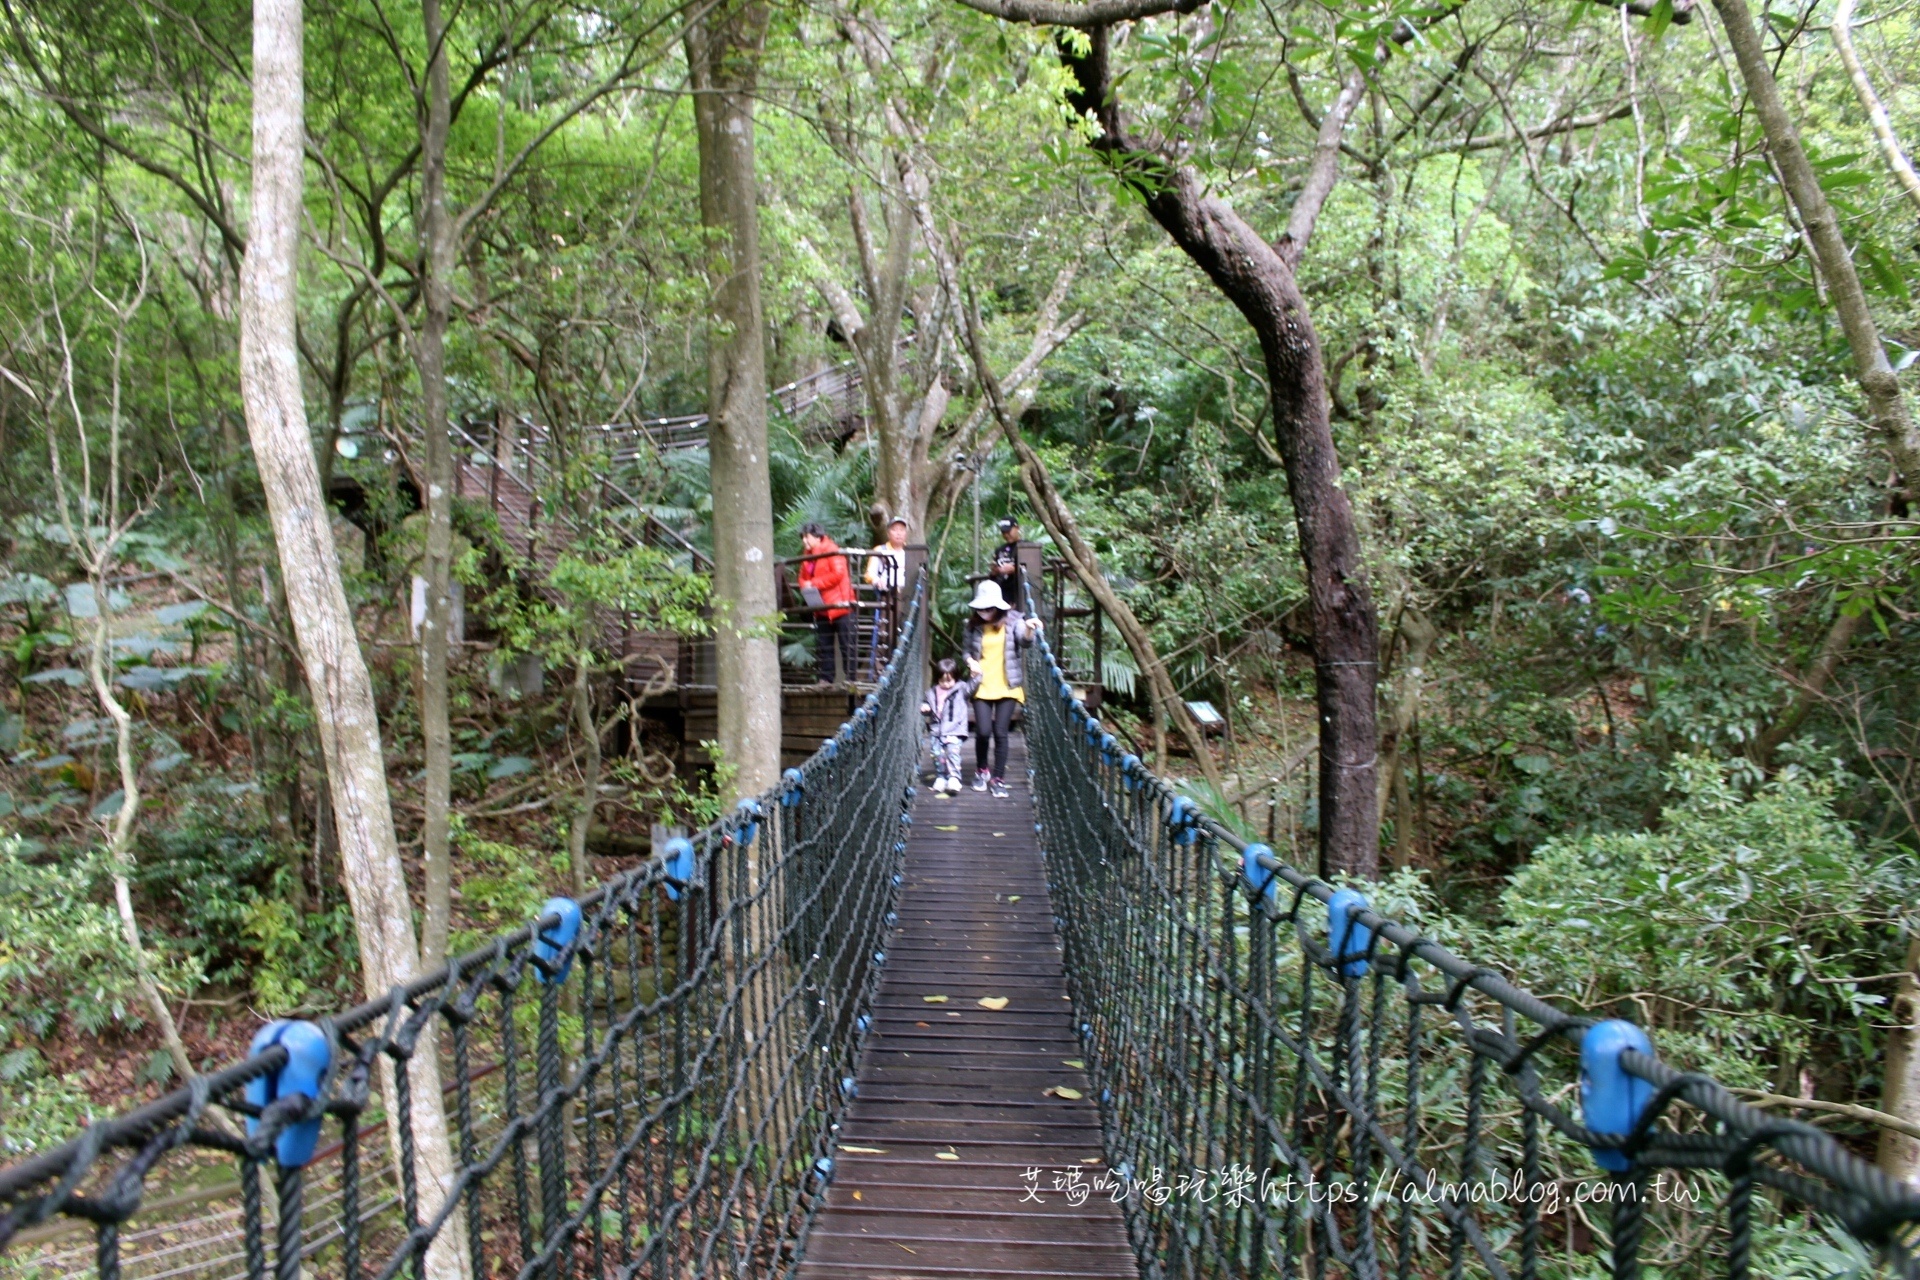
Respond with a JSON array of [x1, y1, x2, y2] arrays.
[[0, 578, 929, 1280], [1019, 626, 1920, 1280]]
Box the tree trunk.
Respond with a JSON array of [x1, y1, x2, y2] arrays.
[[240, 4, 468, 1272], [88, 590, 196, 1086], [567, 651, 600, 898], [1376, 606, 1436, 870], [1712, 0, 1920, 505], [414, 0, 456, 972], [1882, 932, 1920, 1184], [1830, 0, 1920, 222], [686, 0, 781, 802], [1059, 28, 1380, 878]]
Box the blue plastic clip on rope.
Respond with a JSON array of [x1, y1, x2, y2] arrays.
[[781, 767, 805, 807], [662, 836, 696, 902], [1241, 843, 1281, 914], [533, 896, 583, 984], [1327, 888, 1371, 978], [735, 798, 763, 845], [1166, 796, 1200, 844], [1120, 754, 1142, 791], [1581, 1020, 1655, 1173], [245, 1020, 330, 1167]]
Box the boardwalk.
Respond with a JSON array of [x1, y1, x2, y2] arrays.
[[796, 741, 1138, 1279]]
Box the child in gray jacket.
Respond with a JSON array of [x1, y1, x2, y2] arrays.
[[920, 658, 976, 794]]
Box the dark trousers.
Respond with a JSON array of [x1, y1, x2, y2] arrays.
[[816, 612, 856, 684], [974, 697, 1016, 779]]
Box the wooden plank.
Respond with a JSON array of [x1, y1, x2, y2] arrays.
[[795, 742, 1138, 1280]]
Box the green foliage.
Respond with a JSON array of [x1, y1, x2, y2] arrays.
[[1494, 756, 1917, 1090], [447, 817, 556, 957], [0, 835, 170, 1153]]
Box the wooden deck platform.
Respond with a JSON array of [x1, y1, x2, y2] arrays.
[[795, 740, 1138, 1280]]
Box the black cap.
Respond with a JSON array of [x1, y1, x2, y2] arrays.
[[997, 517, 1019, 533]]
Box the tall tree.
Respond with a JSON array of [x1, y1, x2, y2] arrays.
[[239, 0, 468, 1269], [1710, 0, 1920, 507], [951, 1, 1380, 877], [687, 0, 782, 800]]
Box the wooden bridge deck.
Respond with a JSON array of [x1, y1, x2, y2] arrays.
[[796, 740, 1138, 1280]]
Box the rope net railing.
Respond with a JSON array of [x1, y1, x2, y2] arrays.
[[0, 576, 927, 1280], [1021, 631, 1920, 1280]]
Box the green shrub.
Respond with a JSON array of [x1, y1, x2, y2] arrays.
[[0, 835, 155, 1153], [1492, 755, 1918, 1092]]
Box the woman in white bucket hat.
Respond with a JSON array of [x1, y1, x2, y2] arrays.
[[962, 578, 1042, 797]]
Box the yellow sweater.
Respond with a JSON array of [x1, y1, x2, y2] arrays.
[[976, 627, 1024, 703]]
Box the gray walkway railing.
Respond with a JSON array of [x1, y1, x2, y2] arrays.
[[1022, 628, 1920, 1279], [0, 578, 927, 1280]]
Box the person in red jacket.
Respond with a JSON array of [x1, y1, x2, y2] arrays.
[[799, 522, 856, 685]]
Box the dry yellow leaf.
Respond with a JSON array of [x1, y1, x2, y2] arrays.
[[935, 1151, 960, 1161], [977, 996, 1009, 1011], [1063, 1059, 1085, 1069], [1045, 1086, 1084, 1100], [838, 1145, 887, 1154], [852, 1190, 863, 1201], [934, 824, 959, 831], [922, 995, 948, 1003]]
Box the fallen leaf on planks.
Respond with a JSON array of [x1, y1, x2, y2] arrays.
[[977, 996, 1009, 1011], [853, 1190, 863, 1200], [838, 1145, 888, 1154], [1063, 1059, 1085, 1069], [1045, 1086, 1084, 1100], [934, 824, 960, 831], [935, 1151, 960, 1161], [1008, 894, 1021, 902], [923, 995, 948, 1003]]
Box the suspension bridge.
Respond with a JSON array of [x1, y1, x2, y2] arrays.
[[2, 574, 1919, 1279]]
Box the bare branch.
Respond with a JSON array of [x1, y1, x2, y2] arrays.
[[949, 0, 1204, 27]]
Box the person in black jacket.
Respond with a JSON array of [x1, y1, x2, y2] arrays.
[[988, 517, 1025, 608]]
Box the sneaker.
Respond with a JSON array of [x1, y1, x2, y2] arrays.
[[937, 777, 956, 794], [990, 778, 1010, 799], [972, 773, 990, 793]]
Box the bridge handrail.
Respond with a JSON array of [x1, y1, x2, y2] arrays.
[[0, 573, 931, 1279], [1023, 623, 1920, 1278]]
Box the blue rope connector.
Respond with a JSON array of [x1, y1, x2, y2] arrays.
[[781, 768, 805, 807], [1120, 754, 1142, 791], [856, 1013, 872, 1035], [1166, 796, 1200, 844], [1098, 733, 1117, 763], [1241, 843, 1281, 915], [735, 798, 763, 846], [534, 896, 583, 984], [1327, 888, 1371, 978], [873, 950, 887, 967], [891, 873, 903, 886], [885, 911, 898, 927], [821, 737, 839, 759], [813, 1156, 834, 1182], [245, 1020, 330, 1168], [662, 837, 696, 902], [900, 812, 913, 827], [1581, 1020, 1655, 1173], [840, 1076, 858, 1098], [904, 784, 917, 802], [1084, 716, 1102, 745]]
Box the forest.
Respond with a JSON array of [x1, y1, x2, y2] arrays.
[[0, 0, 1918, 1268]]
